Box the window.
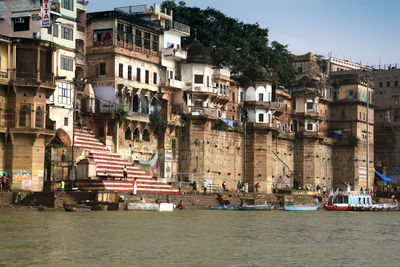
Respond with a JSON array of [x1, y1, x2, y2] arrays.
[[152, 34, 159, 51], [379, 82, 383, 88], [135, 29, 142, 47], [277, 122, 281, 130], [207, 76, 210, 87], [290, 123, 294, 132], [144, 32, 151, 50], [35, 107, 43, 128], [53, 24, 59, 37], [348, 90, 354, 99], [240, 92, 244, 102], [232, 116, 235, 121], [99, 63, 106, 76], [142, 129, 150, 141], [194, 75, 203, 84], [169, 70, 173, 80], [13, 17, 30, 32], [145, 70, 149, 84], [232, 92, 235, 102], [133, 128, 140, 141], [19, 106, 30, 127], [395, 81, 399, 87], [306, 102, 314, 110], [119, 63, 123, 78], [306, 123, 313, 131], [283, 123, 288, 132], [128, 66, 132, 80], [277, 99, 283, 108], [64, 117, 68, 126], [258, 93, 264, 101], [60, 57, 73, 71], [258, 113, 264, 122], [94, 29, 112, 43], [126, 26, 133, 45], [62, 0, 74, 10], [387, 81, 391, 87], [58, 82, 72, 105], [61, 26, 73, 40], [141, 96, 149, 114], [125, 127, 131, 140], [153, 72, 157, 84], [117, 23, 124, 43], [297, 67, 302, 74], [341, 111, 345, 119], [137, 68, 141, 82]]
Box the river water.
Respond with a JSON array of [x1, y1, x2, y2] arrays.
[[0, 210, 399, 266]]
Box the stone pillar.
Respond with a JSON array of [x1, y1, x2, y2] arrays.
[[37, 46, 41, 81], [12, 45, 16, 79]]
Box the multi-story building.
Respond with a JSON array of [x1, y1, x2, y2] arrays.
[[0, 34, 57, 191], [373, 67, 400, 181]]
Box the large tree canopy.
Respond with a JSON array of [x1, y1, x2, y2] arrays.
[[161, 1, 296, 86]]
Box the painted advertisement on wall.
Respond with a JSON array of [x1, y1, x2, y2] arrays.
[[12, 169, 32, 189]]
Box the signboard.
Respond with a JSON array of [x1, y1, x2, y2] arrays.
[[164, 162, 172, 178], [41, 0, 50, 28], [12, 169, 32, 187], [165, 150, 173, 162], [359, 166, 367, 179]]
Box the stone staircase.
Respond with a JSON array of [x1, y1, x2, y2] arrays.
[[74, 126, 178, 194]]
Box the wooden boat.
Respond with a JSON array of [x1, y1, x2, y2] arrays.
[[211, 205, 239, 210], [239, 204, 274, 210], [63, 204, 91, 212], [350, 203, 399, 211], [284, 204, 319, 211]]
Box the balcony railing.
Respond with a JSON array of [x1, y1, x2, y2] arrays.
[[189, 106, 218, 117], [164, 20, 190, 35], [12, 71, 55, 84], [162, 47, 187, 60], [93, 40, 113, 47], [95, 98, 150, 122]]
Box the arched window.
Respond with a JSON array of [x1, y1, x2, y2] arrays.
[[125, 127, 131, 140], [142, 129, 150, 141], [133, 128, 140, 142], [141, 95, 149, 114], [35, 106, 43, 128], [19, 105, 30, 127], [133, 95, 140, 112]]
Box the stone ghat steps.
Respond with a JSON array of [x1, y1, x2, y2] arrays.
[[73, 125, 178, 194], [17, 192, 79, 208], [77, 180, 179, 194]]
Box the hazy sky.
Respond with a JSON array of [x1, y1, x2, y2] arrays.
[[87, 0, 400, 68]]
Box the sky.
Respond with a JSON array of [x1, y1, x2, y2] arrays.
[[87, 0, 400, 68]]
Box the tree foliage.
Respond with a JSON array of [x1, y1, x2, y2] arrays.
[[161, 1, 296, 86], [212, 118, 229, 131], [150, 110, 167, 135]]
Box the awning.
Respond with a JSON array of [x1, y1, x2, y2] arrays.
[[375, 170, 394, 182], [10, 12, 32, 18]]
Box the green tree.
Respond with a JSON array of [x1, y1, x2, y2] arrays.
[[161, 1, 296, 87]]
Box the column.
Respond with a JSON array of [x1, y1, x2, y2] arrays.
[[37, 46, 41, 81]]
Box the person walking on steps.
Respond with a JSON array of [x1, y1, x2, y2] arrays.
[[123, 165, 128, 181], [132, 178, 137, 195]]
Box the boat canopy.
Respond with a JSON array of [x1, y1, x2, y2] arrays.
[[375, 170, 394, 182]]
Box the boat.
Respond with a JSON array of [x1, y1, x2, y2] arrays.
[[210, 205, 239, 210], [239, 204, 274, 210], [324, 189, 399, 211], [284, 204, 319, 211], [63, 204, 91, 212], [126, 202, 174, 211]]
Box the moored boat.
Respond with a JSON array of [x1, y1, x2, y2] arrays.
[[284, 204, 319, 211], [239, 204, 274, 210], [211, 205, 239, 210], [63, 204, 91, 212], [324, 190, 399, 211]]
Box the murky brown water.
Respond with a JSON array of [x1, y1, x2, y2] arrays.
[[0, 210, 399, 266]]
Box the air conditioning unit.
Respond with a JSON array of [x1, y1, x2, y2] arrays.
[[33, 32, 40, 39], [14, 17, 25, 23]]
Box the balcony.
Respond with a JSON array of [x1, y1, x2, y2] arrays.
[[163, 20, 190, 36], [162, 78, 184, 89], [296, 131, 325, 139], [242, 101, 277, 109], [12, 71, 54, 84], [190, 106, 218, 117], [162, 47, 187, 61]]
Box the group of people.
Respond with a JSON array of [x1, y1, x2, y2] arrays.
[[0, 174, 10, 191]]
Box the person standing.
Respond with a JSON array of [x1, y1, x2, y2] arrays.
[[203, 179, 207, 195], [123, 165, 128, 181], [60, 180, 65, 192], [191, 181, 197, 193], [0, 174, 5, 191], [132, 178, 137, 195], [178, 200, 184, 210], [222, 181, 227, 192], [237, 181, 242, 193], [254, 182, 261, 192]]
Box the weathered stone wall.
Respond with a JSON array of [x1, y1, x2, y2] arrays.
[[180, 118, 243, 190]]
